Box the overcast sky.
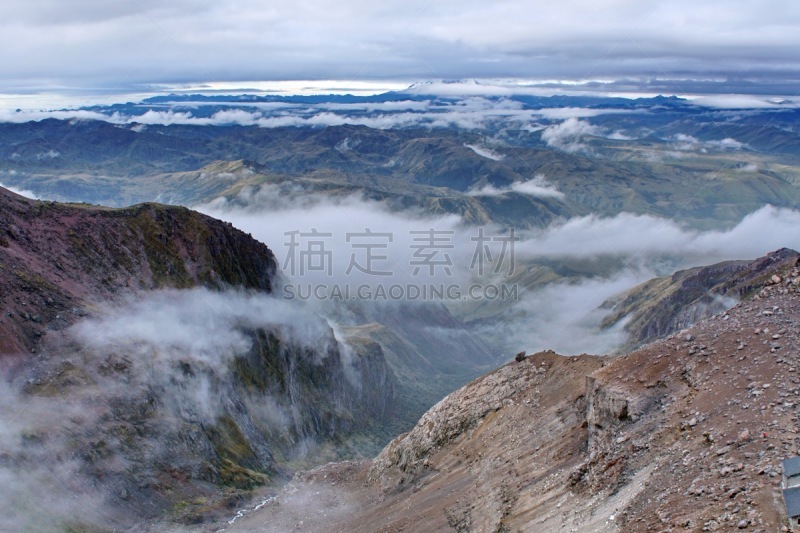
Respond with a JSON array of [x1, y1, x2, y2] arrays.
[[1, 0, 800, 99]]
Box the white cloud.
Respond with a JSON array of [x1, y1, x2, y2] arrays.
[[197, 183, 800, 364], [202, 183, 800, 291], [671, 133, 746, 151], [541, 117, 601, 153], [708, 137, 745, 150], [480, 204, 800, 355], [316, 100, 433, 112], [467, 174, 564, 199], [463, 143, 505, 161], [75, 288, 335, 368], [116, 109, 211, 126], [0, 109, 113, 123], [736, 162, 759, 172], [689, 95, 800, 109], [607, 131, 635, 141], [0, 181, 38, 199], [535, 107, 630, 120], [73, 287, 349, 423], [516, 205, 800, 263], [208, 108, 262, 125], [0, 286, 358, 530], [490, 271, 646, 355], [511, 177, 565, 198], [0, 380, 112, 532], [0, 104, 541, 130], [36, 150, 59, 160], [672, 133, 701, 151], [199, 190, 471, 289]]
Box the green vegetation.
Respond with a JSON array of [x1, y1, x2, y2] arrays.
[[207, 415, 269, 489], [124, 206, 193, 288]]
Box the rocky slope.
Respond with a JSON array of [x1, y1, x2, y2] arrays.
[[226, 250, 800, 532], [0, 186, 397, 531], [0, 185, 275, 356], [602, 248, 800, 351]]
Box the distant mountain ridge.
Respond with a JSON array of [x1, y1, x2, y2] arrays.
[[107, 90, 692, 111], [2, 119, 799, 229]]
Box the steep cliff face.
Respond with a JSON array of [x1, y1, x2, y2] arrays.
[[0, 186, 397, 531], [11, 317, 394, 528], [342, 302, 497, 434], [228, 251, 800, 532]]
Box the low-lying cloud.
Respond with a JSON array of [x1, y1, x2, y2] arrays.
[[492, 271, 647, 355], [75, 288, 336, 369], [467, 174, 564, 199], [515, 205, 800, 264], [203, 183, 800, 289], [0, 181, 38, 199], [483, 205, 800, 355], [0, 93, 640, 132], [0, 286, 363, 531], [200, 190, 470, 289], [464, 143, 505, 161], [0, 380, 115, 532], [200, 183, 800, 358], [671, 133, 746, 152], [540, 118, 602, 153]]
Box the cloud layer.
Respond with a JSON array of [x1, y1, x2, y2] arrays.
[[0, 96, 618, 130], [515, 205, 800, 263], [201, 184, 800, 356]]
